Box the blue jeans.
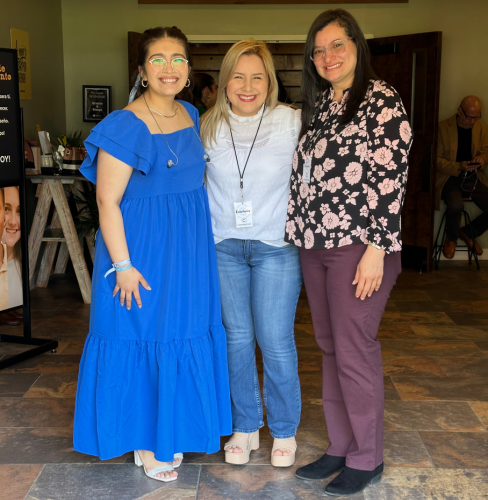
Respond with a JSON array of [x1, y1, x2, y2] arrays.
[[215, 239, 302, 439]]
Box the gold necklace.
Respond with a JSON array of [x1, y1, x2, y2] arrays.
[[146, 97, 178, 118]]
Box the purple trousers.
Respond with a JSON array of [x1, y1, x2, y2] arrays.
[[300, 244, 401, 471]]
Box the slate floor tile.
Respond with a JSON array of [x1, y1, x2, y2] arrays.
[[0, 464, 43, 500], [27, 463, 199, 500], [384, 401, 485, 432], [383, 431, 433, 468], [0, 398, 74, 427], [0, 374, 40, 397], [197, 465, 365, 500], [419, 432, 488, 468], [24, 373, 78, 398]]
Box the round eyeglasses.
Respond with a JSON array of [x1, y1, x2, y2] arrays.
[[148, 57, 188, 73], [311, 38, 352, 63]]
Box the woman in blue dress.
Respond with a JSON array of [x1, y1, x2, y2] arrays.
[[73, 27, 232, 482]]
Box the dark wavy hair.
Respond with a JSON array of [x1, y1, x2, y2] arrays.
[[134, 26, 194, 101], [300, 9, 376, 138]]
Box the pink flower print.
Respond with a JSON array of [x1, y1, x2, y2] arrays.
[[314, 164, 325, 180], [373, 126, 384, 137], [342, 124, 359, 137], [287, 198, 295, 215], [338, 235, 352, 247], [360, 205, 369, 217], [400, 120, 412, 144], [378, 178, 395, 195], [374, 147, 393, 166], [344, 162, 363, 185], [338, 146, 349, 156], [322, 211, 340, 229], [355, 143, 368, 162], [293, 152, 298, 172], [366, 187, 379, 209], [286, 220, 296, 237], [314, 138, 328, 158], [304, 228, 315, 249], [388, 199, 400, 214], [325, 240, 334, 249], [323, 158, 336, 171], [300, 183, 309, 199], [378, 216, 388, 227], [327, 177, 343, 193], [377, 107, 393, 125], [296, 216, 305, 232]]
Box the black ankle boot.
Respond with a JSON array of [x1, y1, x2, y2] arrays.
[[324, 463, 383, 496], [295, 453, 346, 480]]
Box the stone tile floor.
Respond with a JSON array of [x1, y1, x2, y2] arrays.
[[1, 262, 488, 499]]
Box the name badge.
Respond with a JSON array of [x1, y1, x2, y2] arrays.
[[303, 156, 311, 184], [234, 201, 253, 228]]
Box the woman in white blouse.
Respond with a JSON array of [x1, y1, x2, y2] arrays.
[[201, 40, 302, 468]]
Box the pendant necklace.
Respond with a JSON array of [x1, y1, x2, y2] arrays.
[[143, 93, 210, 168]]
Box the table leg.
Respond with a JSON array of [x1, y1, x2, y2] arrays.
[[47, 179, 92, 304], [28, 181, 53, 288], [36, 210, 61, 288]]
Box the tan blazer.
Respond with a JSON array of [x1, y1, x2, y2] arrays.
[[436, 114, 488, 209]]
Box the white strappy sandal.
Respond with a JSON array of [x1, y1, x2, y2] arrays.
[[224, 430, 260, 465], [271, 437, 297, 467], [134, 450, 178, 482], [173, 452, 183, 468]]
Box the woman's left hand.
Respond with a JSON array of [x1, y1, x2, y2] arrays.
[[353, 245, 386, 300]]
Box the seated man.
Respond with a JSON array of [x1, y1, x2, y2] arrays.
[[437, 95, 488, 258]]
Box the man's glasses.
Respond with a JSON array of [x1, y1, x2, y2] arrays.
[[148, 57, 188, 73], [310, 38, 352, 62], [460, 106, 481, 121]]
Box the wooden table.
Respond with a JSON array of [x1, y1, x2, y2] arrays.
[[28, 175, 94, 304]]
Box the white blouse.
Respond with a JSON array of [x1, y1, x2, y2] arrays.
[[206, 104, 301, 246]]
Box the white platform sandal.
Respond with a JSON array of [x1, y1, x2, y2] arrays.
[[173, 452, 183, 468], [134, 450, 178, 482], [271, 437, 297, 467], [224, 430, 260, 465]]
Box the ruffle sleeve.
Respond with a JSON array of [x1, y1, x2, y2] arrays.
[[80, 110, 157, 184]]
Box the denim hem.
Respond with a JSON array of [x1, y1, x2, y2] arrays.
[[269, 430, 297, 439], [232, 423, 265, 434]]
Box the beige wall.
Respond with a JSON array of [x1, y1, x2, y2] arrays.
[[0, 0, 66, 140], [61, 0, 488, 250]]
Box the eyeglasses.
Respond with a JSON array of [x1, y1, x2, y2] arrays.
[[460, 106, 481, 121], [148, 57, 188, 73], [310, 38, 352, 62]]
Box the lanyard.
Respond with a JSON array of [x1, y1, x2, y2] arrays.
[[230, 103, 266, 198]]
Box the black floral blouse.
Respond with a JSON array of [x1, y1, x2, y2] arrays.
[[285, 80, 413, 253]]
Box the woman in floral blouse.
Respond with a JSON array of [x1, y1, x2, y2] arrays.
[[287, 9, 413, 497]]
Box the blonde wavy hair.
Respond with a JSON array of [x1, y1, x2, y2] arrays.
[[200, 39, 279, 149]]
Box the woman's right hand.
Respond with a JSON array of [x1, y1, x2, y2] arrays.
[[112, 267, 151, 310]]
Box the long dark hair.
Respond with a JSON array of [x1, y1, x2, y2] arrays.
[[192, 72, 215, 104], [134, 26, 194, 102], [300, 9, 376, 138]]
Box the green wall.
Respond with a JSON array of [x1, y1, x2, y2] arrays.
[[0, 0, 66, 140]]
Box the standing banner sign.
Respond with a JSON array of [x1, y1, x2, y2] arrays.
[[0, 48, 57, 369]]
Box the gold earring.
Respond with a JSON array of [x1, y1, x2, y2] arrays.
[[141, 79, 148, 88], [185, 79, 191, 88]]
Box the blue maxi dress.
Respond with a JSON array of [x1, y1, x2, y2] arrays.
[[73, 101, 232, 462]]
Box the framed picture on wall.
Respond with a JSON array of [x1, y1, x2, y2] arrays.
[[83, 85, 111, 122]]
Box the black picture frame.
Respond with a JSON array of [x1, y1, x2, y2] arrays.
[[83, 85, 111, 122]]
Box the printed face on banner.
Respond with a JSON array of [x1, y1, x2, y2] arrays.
[[0, 185, 23, 311]]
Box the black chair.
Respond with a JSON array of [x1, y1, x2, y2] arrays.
[[433, 199, 481, 271]]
